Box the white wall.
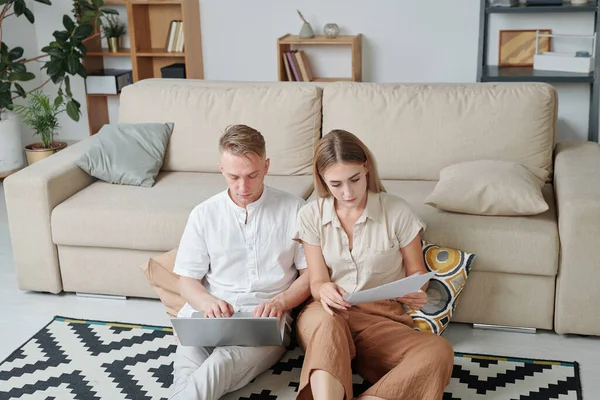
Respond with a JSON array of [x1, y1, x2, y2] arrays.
[[6, 0, 599, 143]]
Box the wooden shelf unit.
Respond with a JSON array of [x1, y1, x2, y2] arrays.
[[277, 34, 362, 82], [83, 0, 204, 135]]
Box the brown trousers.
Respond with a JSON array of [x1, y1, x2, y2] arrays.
[[296, 300, 454, 400]]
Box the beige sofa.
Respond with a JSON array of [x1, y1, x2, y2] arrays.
[[5, 79, 600, 336]]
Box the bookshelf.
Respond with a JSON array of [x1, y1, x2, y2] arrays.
[[277, 34, 362, 82], [476, 0, 600, 142], [82, 0, 204, 135]]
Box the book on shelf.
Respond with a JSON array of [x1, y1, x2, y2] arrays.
[[282, 50, 313, 82], [165, 20, 185, 52]]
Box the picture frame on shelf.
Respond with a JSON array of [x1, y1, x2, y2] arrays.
[[499, 29, 552, 66]]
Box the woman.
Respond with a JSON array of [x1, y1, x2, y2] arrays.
[[293, 130, 454, 400]]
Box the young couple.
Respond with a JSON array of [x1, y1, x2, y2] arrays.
[[169, 124, 454, 400]]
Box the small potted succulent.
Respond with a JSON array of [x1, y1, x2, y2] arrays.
[[102, 14, 127, 53], [12, 91, 68, 165]]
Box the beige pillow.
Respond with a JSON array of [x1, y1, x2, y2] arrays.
[[424, 160, 549, 216], [139, 248, 186, 317]]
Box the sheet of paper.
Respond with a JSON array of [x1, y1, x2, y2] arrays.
[[343, 271, 437, 305]]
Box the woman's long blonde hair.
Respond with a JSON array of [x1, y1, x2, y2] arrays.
[[313, 129, 385, 197]]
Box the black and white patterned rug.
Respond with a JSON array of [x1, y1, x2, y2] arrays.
[[0, 316, 582, 399]]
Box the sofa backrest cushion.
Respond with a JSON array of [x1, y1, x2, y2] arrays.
[[119, 80, 322, 175], [322, 82, 557, 180]]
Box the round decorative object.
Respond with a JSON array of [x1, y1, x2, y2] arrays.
[[324, 23, 340, 38]]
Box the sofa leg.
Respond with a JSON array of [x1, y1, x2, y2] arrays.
[[473, 323, 536, 334], [76, 292, 127, 300]]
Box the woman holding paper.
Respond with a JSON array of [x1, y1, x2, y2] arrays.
[[292, 130, 454, 400]]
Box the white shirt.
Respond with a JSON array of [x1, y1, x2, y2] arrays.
[[174, 185, 307, 318]]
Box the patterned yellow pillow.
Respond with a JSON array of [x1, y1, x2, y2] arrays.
[[403, 240, 476, 335]]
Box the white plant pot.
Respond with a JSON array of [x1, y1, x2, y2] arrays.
[[0, 110, 24, 176]]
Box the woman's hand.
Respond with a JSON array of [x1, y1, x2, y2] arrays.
[[396, 289, 427, 311], [318, 282, 351, 316]]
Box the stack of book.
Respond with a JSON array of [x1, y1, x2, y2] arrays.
[[283, 50, 313, 82], [166, 20, 184, 52]]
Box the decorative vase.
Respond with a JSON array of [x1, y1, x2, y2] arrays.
[[25, 141, 68, 165], [324, 23, 340, 38], [0, 110, 24, 177], [299, 22, 314, 39], [108, 37, 120, 52]]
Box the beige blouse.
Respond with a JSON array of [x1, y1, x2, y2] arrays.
[[293, 191, 426, 294]]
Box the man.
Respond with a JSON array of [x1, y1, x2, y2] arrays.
[[169, 124, 310, 400]]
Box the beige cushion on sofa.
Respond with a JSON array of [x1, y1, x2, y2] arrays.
[[51, 172, 313, 251], [424, 160, 549, 216], [139, 248, 185, 317], [119, 81, 322, 175], [383, 180, 558, 276], [322, 82, 557, 180]]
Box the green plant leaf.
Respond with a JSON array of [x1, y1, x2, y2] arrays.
[[53, 31, 70, 42], [51, 73, 63, 84], [45, 60, 62, 77], [77, 43, 88, 56], [92, 0, 102, 7], [8, 47, 24, 61], [11, 62, 26, 73], [0, 82, 11, 92], [8, 72, 35, 81], [0, 92, 12, 109], [14, 0, 25, 16], [66, 100, 80, 121], [33, 0, 52, 5], [79, 1, 95, 11], [102, 8, 118, 15], [23, 7, 34, 23], [54, 94, 63, 108], [66, 54, 80, 75], [13, 83, 26, 97], [63, 15, 75, 33], [74, 23, 93, 40], [77, 64, 87, 78], [65, 76, 72, 97], [81, 13, 95, 23], [43, 46, 64, 58]]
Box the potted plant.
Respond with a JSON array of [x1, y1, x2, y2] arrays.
[[102, 14, 126, 53], [12, 91, 68, 165], [0, 0, 117, 175]]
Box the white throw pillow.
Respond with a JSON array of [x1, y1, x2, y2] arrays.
[[424, 160, 549, 216]]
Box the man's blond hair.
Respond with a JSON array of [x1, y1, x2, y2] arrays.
[[219, 125, 266, 158]]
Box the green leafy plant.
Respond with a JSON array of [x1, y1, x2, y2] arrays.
[[12, 90, 64, 149], [102, 14, 125, 38], [0, 0, 118, 122]]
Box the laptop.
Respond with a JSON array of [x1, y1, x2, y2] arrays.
[[171, 312, 287, 347]]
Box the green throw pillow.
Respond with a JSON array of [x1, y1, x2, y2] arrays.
[[76, 122, 174, 187], [402, 240, 476, 335]]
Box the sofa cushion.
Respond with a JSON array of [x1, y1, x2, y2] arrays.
[[51, 172, 313, 251], [403, 240, 476, 335], [383, 180, 558, 276], [424, 160, 550, 216], [139, 248, 185, 317], [323, 82, 557, 180], [75, 122, 174, 187], [119, 80, 322, 175]]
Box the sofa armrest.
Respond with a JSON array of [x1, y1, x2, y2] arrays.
[[4, 139, 96, 293], [553, 141, 600, 335]]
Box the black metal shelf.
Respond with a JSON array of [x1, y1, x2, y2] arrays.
[[482, 66, 594, 83], [477, 0, 600, 142], [487, 1, 598, 13]]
